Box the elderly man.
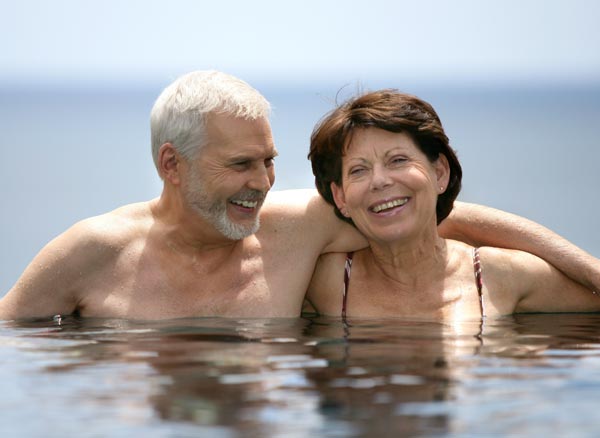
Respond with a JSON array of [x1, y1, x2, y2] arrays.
[[1, 71, 598, 320]]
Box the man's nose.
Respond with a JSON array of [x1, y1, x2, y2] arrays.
[[248, 163, 273, 192]]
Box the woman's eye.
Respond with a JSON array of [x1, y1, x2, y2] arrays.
[[390, 156, 407, 165], [349, 167, 365, 176]]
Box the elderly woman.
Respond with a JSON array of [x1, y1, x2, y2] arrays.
[[307, 90, 600, 319]]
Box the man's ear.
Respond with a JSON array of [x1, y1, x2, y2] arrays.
[[331, 182, 349, 218], [158, 143, 182, 184]]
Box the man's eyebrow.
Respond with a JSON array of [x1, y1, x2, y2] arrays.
[[228, 151, 278, 163], [229, 156, 253, 163]]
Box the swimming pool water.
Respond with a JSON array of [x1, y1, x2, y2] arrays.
[[2, 313, 600, 437]]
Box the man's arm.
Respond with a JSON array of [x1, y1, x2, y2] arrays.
[[0, 221, 98, 320], [479, 247, 600, 314], [440, 202, 600, 292]]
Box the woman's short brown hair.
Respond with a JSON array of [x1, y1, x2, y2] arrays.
[[308, 89, 462, 225]]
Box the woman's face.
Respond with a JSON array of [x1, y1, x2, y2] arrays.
[[331, 128, 449, 245]]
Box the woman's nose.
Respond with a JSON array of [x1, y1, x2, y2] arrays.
[[370, 165, 392, 191]]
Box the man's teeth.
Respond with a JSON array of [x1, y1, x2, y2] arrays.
[[231, 200, 258, 208], [372, 198, 408, 213]]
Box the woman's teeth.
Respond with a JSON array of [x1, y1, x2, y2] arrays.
[[371, 198, 408, 213]]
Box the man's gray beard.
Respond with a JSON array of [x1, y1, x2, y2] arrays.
[[184, 169, 262, 241]]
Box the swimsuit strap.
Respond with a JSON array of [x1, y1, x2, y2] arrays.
[[342, 249, 485, 319], [342, 252, 354, 319], [473, 247, 486, 318]]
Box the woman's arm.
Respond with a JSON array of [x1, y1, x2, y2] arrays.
[[440, 202, 600, 292]]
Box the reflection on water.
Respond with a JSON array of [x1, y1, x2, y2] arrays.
[[2, 314, 600, 437]]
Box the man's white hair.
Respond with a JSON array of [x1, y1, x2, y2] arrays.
[[150, 70, 271, 174]]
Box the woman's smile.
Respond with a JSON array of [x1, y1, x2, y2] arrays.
[[369, 196, 410, 214]]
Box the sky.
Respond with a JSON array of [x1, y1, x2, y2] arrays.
[[2, 0, 599, 87]]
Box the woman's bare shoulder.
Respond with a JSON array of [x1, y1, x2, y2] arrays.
[[474, 246, 545, 314]]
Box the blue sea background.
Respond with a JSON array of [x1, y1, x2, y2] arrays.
[[1, 82, 599, 295]]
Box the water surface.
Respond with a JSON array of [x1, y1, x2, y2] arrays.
[[2, 313, 600, 437]]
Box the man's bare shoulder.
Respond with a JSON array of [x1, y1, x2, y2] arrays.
[[258, 189, 321, 235], [20, 199, 158, 289], [262, 189, 322, 218], [75, 200, 155, 248], [29, 199, 155, 277], [260, 189, 366, 254], [261, 189, 343, 232], [0, 200, 156, 319]]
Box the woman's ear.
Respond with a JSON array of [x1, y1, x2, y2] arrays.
[[158, 143, 182, 184], [434, 154, 451, 194], [331, 181, 349, 217]]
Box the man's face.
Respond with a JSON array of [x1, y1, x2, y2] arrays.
[[182, 113, 277, 240]]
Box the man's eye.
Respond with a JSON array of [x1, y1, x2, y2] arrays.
[[265, 157, 275, 167], [232, 161, 250, 168]]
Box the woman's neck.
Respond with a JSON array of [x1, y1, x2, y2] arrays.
[[364, 227, 448, 290]]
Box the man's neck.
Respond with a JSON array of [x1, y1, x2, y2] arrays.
[[150, 190, 243, 254]]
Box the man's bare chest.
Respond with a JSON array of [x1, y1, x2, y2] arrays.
[[80, 246, 307, 319]]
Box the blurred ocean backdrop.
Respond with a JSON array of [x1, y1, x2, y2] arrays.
[[1, 81, 599, 294], [3, 0, 600, 294]]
